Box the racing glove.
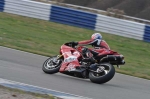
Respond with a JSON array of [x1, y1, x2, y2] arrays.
[[66, 41, 78, 47], [72, 41, 78, 47]]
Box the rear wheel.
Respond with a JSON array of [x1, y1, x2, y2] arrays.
[[42, 56, 62, 74], [89, 63, 115, 84]]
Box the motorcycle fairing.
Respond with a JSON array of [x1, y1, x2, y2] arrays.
[[59, 45, 81, 72]]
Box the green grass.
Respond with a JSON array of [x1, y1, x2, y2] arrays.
[[0, 12, 150, 80]]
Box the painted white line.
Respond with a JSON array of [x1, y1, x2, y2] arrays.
[[0, 78, 92, 99]]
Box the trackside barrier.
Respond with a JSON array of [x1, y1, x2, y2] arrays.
[[3, 0, 51, 20], [0, 0, 5, 12], [144, 25, 150, 42], [50, 5, 97, 29], [0, 0, 150, 42], [95, 14, 145, 40]]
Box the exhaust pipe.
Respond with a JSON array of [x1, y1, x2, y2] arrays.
[[100, 55, 115, 62], [100, 55, 124, 63]]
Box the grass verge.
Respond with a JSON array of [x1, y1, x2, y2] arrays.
[[0, 12, 150, 80]]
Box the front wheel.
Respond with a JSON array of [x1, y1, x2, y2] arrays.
[[89, 63, 115, 84], [42, 56, 62, 74]]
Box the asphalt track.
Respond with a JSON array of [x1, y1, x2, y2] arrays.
[[0, 46, 150, 99]]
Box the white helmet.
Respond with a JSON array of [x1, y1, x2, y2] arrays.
[[91, 33, 102, 40]]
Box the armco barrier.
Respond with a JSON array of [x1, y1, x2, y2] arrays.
[[50, 5, 97, 29], [144, 25, 150, 42], [0, 0, 5, 12], [0, 0, 150, 42], [95, 14, 145, 40], [4, 0, 51, 20]]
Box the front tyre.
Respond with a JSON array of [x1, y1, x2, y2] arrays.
[[89, 63, 115, 84], [42, 56, 62, 74]]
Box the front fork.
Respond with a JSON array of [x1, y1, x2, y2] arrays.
[[57, 55, 63, 60]]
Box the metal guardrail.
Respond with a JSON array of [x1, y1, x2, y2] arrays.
[[0, 0, 5, 12], [3, 0, 51, 20], [144, 25, 150, 42], [50, 5, 97, 29], [95, 14, 145, 40], [33, 0, 150, 25]]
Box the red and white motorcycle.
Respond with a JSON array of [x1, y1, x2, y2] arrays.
[[42, 41, 125, 84]]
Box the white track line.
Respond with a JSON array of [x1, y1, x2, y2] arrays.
[[0, 78, 92, 99]]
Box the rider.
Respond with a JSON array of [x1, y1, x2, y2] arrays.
[[68, 33, 103, 63], [76, 33, 102, 47], [69, 33, 103, 49]]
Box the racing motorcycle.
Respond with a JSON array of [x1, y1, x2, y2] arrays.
[[42, 40, 125, 84]]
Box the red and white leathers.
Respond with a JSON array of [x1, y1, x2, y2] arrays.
[[78, 39, 110, 49]]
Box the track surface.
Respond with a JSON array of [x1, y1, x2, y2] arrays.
[[0, 46, 150, 99]]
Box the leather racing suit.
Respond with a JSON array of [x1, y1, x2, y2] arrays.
[[78, 39, 109, 49]]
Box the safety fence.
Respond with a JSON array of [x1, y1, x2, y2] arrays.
[[50, 5, 97, 29], [0, 0, 150, 42]]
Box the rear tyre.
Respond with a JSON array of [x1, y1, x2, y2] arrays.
[[89, 63, 115, 84], [42, 56, 62, 74]]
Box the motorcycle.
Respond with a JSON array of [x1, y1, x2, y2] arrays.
[[42, 40, 125, 84]]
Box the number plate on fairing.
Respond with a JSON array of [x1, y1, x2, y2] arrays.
[[64, 56, 77, 63]]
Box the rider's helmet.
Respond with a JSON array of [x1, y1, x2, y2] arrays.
[[91, 33, 102, 40]]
